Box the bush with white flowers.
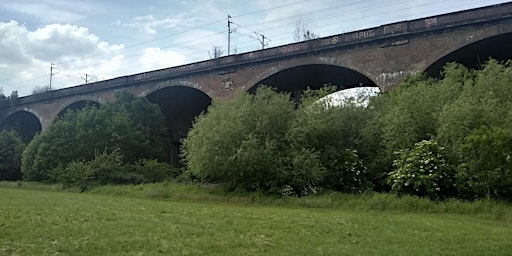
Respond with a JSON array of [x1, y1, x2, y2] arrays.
[[387, 140, 454, 199]]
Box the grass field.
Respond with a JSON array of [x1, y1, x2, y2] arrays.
[[1, 185, 512, 255]]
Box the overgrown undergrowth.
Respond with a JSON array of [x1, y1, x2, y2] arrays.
[[1, 181, 510, 222]]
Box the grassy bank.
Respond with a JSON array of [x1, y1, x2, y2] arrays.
[[1, 186, 512, 255], [2, 181, 511, 222], [2, 182, 512, 255]]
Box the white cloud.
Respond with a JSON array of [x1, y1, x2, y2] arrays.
[[0, 19, 196, 96], [0, 2, 85, 24], [0, 21, 33, 65], [27, 24, 104, 61], [139, 47, 187, 71], [0, 21, 126, 95], [121, 13, 197, 34]]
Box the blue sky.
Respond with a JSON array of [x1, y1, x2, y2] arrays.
[[0, 0, 508, 96]]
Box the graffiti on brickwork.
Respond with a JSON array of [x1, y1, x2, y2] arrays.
[[424, 18, 438, 28], [376, 70, 419, 89], [344, 29, 375, 42], [321, 36, 340, 46], [383, 22, 408, 35], [280, 43, 307, 54]]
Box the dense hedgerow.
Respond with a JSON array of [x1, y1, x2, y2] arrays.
[[182, 60, 512, 200], [182, 86, 373, 196], [21, 90, 173, 186]]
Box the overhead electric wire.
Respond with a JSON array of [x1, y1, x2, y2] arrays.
[[0, 0, 320, 92], [1, 0, 503, 95], [232, 0, 312, 18]]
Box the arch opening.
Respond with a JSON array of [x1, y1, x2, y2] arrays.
[[425, 32, 512, 77], [146, 86, 212, 166], [0, 111, 42, 143], [319, 87, 381, 107], [56, 100, 100, 120], [249, 64, 377, 98]]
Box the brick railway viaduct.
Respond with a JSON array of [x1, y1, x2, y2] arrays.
[[2, 2, 512, 162]]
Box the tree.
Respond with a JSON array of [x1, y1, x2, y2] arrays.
[[287, 90, 372, 193], [0, 130, 25, 181], [437, 60, 512, 158], [182, 86, 375, 195], [182, 87, 298, 192], [294, 19, 320, 42], [456, 127, 512, 201], [21, 90, 169, 183], [0, 88, 19, 107], [181, 59, 512, 199], [360, 66, 466, 190], [0, 87, 5, 100], [208, 45, 224, 59], [31, 85, 52, 95]]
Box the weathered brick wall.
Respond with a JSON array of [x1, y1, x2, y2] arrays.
[[1, 2, 512, 131]]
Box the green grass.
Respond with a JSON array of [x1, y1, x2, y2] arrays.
[[1, 185, 512, 255], [86, 182, 512, 222]]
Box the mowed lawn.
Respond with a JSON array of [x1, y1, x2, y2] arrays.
[[1, 188, 511, 255]]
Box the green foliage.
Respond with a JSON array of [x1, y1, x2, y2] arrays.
[[363, 66, 466, 185], [288, 98, 371, 193], [182, 87, 297, 192], [360, 61, 512, 194], [183, 86, 373, 195], [437, 60, 512, 157], [31, 85, 52, 95], [280, 148, 325, 196], [456, 127, 512, 201], [21, 90, 169, 184], [129, 158, 181, 183], [180, 60, 512, 200], [388, 140, 455, 199], [57, 149, 178, 191], [57, 149, 124, 190], [0, 88, 19, 107], [327, 149, 369, 193], [0, 130, 25, 180]]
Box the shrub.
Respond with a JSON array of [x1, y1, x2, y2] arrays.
[[129, 159, 180, 183], [0, 130, 25, 181], [57, 149, 178, 190], [323, 149, 370, 193], [388, 140, 455, 199], [21, 91, 168, 182], [57, 149, 125, 190], [456, 127, 512, 201], [182, 87, 297, 192]]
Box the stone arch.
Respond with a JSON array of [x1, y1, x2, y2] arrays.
[[138, 80, 213, 99], [55, 100, 101, 120], [146, 85, 212, 166], [50, 95, 107, 124], [0, 110, 42, 143], [424, 32, 512, 77], [248, 63, 377, 99]]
